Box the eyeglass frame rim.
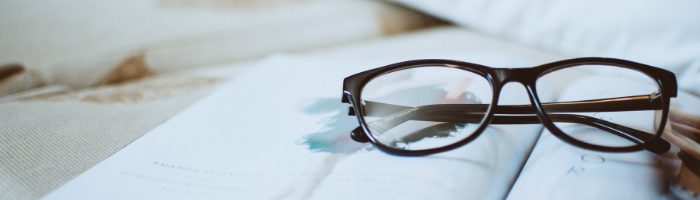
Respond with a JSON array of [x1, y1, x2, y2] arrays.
[[341, 57, 678, 156]]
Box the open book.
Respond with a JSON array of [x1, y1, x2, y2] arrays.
[[44, 53, 696, 200]]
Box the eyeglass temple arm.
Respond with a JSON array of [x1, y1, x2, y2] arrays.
[[355, 111, 669, 154], [349, 93, 662, 116], [349, 94, 670, 153]]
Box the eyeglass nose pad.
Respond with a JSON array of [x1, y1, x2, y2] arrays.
[[350, 126, 370, 143]]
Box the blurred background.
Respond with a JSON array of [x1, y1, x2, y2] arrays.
[[0, 0, 445, 96]]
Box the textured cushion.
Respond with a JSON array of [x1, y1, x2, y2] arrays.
[[0, 0, 443, 96]]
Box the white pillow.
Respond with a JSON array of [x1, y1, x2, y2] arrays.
[[387, 0, 700, 93]]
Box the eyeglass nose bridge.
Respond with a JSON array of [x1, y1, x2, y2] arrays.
[[491, 67, 542, 85], [488, 68, 543, 107], [487, 68, 550, 129]]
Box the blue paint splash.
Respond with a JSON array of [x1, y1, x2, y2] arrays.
[[296, 98, 369, 154]]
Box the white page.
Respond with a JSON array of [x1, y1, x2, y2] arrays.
[[507, 76, 699, 200], [45, 53, 552, 200]]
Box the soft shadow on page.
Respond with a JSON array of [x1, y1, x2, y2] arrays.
[[506, 76, 696, 200], [43, 53, 549, 200]]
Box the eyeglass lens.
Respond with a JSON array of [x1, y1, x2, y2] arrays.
[[535, 65, 662, 148], [360, 66, 493, 150]]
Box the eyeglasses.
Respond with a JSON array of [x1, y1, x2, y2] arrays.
[[341, 57, 677, 156]]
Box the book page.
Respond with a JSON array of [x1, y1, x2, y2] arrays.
[[44, 53, 552, 200], [507, 76, 699, 200]]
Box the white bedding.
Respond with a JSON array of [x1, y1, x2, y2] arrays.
[[388, 0, 700, 95]]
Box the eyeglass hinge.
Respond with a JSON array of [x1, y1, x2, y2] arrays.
[[650, 91, 661, 101], [347, 100, 366, 116], [347, 104, 356, 116]]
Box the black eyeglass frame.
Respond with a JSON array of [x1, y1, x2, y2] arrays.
[[341, 57, 678, 156]]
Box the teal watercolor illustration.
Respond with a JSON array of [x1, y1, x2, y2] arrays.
[[296, 98, 370, 154]]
